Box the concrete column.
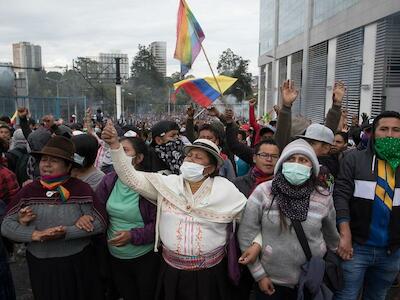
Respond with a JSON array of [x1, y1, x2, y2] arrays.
[[273, 60, 280, 106], [272, 0, 279, 107], [300, 0, 313, 113], [264, 64, 269, 114], [257, 67, 262, 117], [287, 55, 292, 80], [359, 22, 377, 118], [325, 38, 337, 116]]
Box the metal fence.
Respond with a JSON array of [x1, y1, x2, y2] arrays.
[[0, 96, 87, 122]]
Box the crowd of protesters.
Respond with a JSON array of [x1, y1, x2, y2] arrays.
[[0, 79, 399, 300]]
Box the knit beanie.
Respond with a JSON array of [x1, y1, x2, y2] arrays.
[[274, 138, 320, 177], [10, 128, 27, 149]]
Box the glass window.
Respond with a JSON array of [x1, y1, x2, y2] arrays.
[[278, 0, 305, 45], [259, 0, 275, 55], [313, 0, 360, 25]]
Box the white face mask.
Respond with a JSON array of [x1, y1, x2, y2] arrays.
[[180, 161, 206, 182]]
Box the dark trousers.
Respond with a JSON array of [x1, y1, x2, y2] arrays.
[[231, 267, 255, 300], [110, 251, 160, 300], [255, 284, 312, 300]]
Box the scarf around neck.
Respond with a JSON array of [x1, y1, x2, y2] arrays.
[[251, 166, 274, 193], [154, 139, 184, 175], [40, 174, 71, 202], [271, 172, 314, 221]]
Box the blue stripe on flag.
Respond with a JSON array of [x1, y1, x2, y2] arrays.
[[192, 79, 220, 102]]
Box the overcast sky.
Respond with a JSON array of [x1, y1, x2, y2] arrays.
[[0, 0, 260, 77]]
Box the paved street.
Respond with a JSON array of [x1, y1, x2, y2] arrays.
[[8, 248, 400, 300]]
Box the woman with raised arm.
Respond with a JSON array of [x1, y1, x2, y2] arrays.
[[101, 120, 247, 300]]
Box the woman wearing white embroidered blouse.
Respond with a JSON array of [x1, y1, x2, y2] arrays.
[[102, 120, 247, 300]]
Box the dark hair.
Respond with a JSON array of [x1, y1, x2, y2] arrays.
[[237, 130, 247, 141], [69, 123, 83, 131], [0, 116, 11, 124], [198, 124, 221, 142], [0, 138, 7, 155], [334, 131, 348, 144], [71, 134, 99, 168], [122, 125, 141, 135], [254, 138, 279, 154], [28, 119, 36, 126], [119, 137, 150, 171], [372, 111, 400, 134]]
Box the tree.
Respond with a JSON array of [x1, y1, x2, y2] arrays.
[[129, 44, 167, 110], [217, 48, 253, 101], [0, 67, 14, 97], [130, 44, 165, 88]]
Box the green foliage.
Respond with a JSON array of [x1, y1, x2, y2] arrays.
[[128, 44, 168, 110], [165, 72, 191, 106], [217, 48, 253, 101]]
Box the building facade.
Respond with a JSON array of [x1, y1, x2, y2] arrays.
[[150, 41, 167, 77], [12, 41, 42, 97], [12, 41, 42, 70], [98, 52, 129, 80], [258, 0, 400, 122]]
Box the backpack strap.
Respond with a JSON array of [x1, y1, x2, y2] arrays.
[[291, 219, 312, 261]]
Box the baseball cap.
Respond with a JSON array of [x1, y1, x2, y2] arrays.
[[260, 125, 276, 136], [150, 120, 179, 146], [297, 123, 334, 145]]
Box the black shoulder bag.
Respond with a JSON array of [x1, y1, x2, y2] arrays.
[[291, 220, 344, 292]]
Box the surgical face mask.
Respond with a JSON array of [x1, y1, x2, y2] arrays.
[[180, 161, 205, 182], [282, 162, 312, 186]]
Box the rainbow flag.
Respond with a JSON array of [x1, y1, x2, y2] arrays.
[[174, 0, 205, 75], [174, 75, 237, 108]]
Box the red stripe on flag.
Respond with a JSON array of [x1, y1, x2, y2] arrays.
[[181, 81, 213, 108]]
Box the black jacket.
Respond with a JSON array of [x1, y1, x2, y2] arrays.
[[333, 140, 400, 252], [233, 173, 256, 198]]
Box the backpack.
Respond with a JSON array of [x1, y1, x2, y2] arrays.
[[8, 148, 30, 185]]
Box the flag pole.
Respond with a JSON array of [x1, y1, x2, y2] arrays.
[[200, 44, 224, 99]]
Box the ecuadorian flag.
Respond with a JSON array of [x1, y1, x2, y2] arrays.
[[173, 75, 237, 108]]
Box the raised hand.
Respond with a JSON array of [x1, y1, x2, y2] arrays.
[[17, 107, 29, 119], [224, 108, 234, 123], [249, 98, 257, 107], [273, 105, 280, 117], [101, 120, 119, 149], [207, 106, 221, 118], [280, 80, 298, 108], [186, 105, 195, 119], [333, 81, 346, 106]]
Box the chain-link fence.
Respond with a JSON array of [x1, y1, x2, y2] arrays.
[[0, 96, 86, 122]]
